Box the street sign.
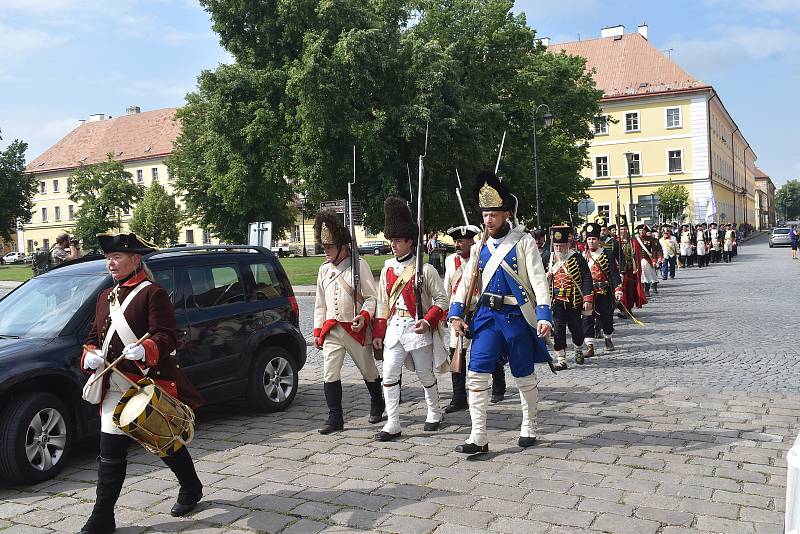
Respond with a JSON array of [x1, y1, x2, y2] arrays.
[[577, 198, 595, 216], [320, 199, 363, 226]]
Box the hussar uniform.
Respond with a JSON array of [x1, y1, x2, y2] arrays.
[[723, 224, 736, 262], [548, 225, 593, 370], [616, 215, 647, 314], [372, 198, 449, 441], [313, 210, 384, 435], [449, 171, 553, 453], [582, 223, 622, 357]]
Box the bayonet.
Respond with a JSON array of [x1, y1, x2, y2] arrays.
[[348, 145, 360, 319]]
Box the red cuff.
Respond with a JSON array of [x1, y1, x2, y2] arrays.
[[424, 306, 445, 330], [141, 339, 159, 367], [313, 328, 321, 338], [372, 318, 387, 339], [359, 310, 371, 323], [582, 295, 594, 303], [80, 345, 97, 375]]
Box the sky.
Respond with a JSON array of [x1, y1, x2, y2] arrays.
[[1, 0, 797, 187]]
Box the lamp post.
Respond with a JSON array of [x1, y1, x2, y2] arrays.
[[624, 152, 635, 234], [532, 103, 554, 228], [299, 193, 308, 257], [614, 179, 621, 226]]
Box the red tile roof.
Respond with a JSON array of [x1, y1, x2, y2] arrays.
[[549, 33, 710, 100], [754, 167, 769, 179], [27, 108, 180, 173]]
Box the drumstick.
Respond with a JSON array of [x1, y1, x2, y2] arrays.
[[84, 332, 151, 388]]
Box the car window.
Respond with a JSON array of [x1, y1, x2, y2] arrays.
[[150, 268, 178, 305], [774, 229, 790, 234], [248, 261, 286, 300], [186, 264, 245, 308]]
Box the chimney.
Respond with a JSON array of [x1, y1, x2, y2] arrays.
[[638, 23, 648, 40], [88, 113, 105, 122], [78, 119, 86, 125], [537, 37, 550, 47], [601, 24, 625, 38], [126, 105, 141, 115]]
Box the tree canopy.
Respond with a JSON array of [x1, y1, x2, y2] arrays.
[[655, 180, 690, 223], [69, 155, 142, 250], [169, 0, 601, 242], [776, 180, 800, 221], [129, 182, 183, 247], [0, 132, 36, 241]]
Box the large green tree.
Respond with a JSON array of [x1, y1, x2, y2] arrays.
[[69, 154, 142, 250], [0, 131, 37, 241], [776, 180, 800, 220], [655, 180, 690, 223], [129, 182, 183, 247], [169, 0, 601, 241]]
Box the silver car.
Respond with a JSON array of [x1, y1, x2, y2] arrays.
[[769, 227, 792, 247]]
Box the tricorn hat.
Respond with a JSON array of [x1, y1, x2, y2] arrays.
[[584, 223, 602, 239], [635, 224, 649, 232], [314, 209, 351, 247], [97, 232, 157, 255], [475, 170, 515, 212], [551, 225, 572, 244], [383, 197, 418, 240], [446, 225, 480, 240]]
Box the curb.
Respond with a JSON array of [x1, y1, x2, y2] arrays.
[[0, 281, 22, 289]]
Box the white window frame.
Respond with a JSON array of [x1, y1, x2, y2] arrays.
[[597, 204, 611, 221], [186, 229, 195, 244], [39, 181, 46, 194], [41, 207, 48, 222], [593, 115, 609, 136], [52, 179, 59, 193], [594, 154, 610, 179], [624, 110, 641, 133], [136, 169, 144, 183], [667, 149, 684, 174], [665, 107, 682, 129], [68, 205, 75, 220], [54, 206, 61, 221], [151, 167, 159, 182], [627, 152, 642, 177]]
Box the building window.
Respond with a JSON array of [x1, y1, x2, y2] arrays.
[[595, 156, 609, 178], [43, 238, 50, 250], [593, 115, 608, 135], [67, 178, 72, 192], [52, 180, 59, 193], [597, 204, 611, 221], [54, 206, 61, 221], [68, 205, 75, 220], [39, 181, 46, 194], [202, 229, 211, 244], [627, 153, 641, 176], [41, 208, 48, 222], [668, 150, 683, 173], [185, 229, 195, 244], [167, 168, 173, 181], [625, 112, 640, 132], [136, 169, 144, 184], [152, 167, 159, 182], [27, 240, 33, 253], [666, 107, 681, 128]]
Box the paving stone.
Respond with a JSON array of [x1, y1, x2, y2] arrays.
[[487, 517, 551, 533], [633, 506, 694, 525], [696, 515, 756, 534], [282, 518, 328, 534], [591, 513, 660, 534], [378, 515, 439, 534], [232, 510, 294, 533], [526, 505, 595, 528]]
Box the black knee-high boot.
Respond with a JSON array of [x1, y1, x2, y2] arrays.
[[162, 446, 203, 517], [491, 363, 506, 403], [80, 457, 127, 534], [365, 379, 385, 424], [319, 380, 344, 434], [446, 368, 468, 412], [644, 282, 651, 296]]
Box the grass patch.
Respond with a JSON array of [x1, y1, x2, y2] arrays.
[[277, 254, 399, 285], [0, 264, 32, 282]]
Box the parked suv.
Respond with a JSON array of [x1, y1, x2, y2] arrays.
[[0, 245, 305, 484]]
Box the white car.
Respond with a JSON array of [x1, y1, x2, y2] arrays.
[[2, 252, 26, 264]]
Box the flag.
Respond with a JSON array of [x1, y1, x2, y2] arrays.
[[705, 197, 717, 224]]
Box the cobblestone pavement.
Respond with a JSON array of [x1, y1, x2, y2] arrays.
[[1, 234, 798, 533]]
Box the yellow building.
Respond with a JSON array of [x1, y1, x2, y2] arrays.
[[23, 107, 216, 253], [549, 25, 757, 227]]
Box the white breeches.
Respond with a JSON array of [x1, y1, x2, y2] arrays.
[[322, 326, 380, 382]]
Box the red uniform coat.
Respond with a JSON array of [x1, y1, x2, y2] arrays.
[[620, 238, 648, 310], [81, 270, 204, 410]]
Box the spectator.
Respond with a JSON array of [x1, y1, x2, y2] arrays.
[[659, 228, 678, 280], [791, 224, 799, 260], [52, 233, 80, 266]]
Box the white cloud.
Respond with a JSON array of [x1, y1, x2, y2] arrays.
[[0, 23, 65, 60], [706, 0, 800, 13], [0, 116, 79, 160], [0, 0, 86, 12], [515, 0, 599, 19]]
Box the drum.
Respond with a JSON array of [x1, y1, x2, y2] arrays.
[[112, 377, 195, 456]]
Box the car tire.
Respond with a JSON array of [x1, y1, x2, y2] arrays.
[[374, 249, 380, 255], [769, 243, 773, 248], [0, 392, 72, 484], [247, 347, 299, 413]]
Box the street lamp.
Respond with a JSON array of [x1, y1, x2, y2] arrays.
[[614, 179, 621, 226], [299, 192, 308, 257], [532, 103, 554, 228], [624, 152, 635, 234]]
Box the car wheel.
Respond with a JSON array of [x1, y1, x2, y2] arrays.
[[374, 248, 380, 255], [0, 392, 72, 484], [769, 243, 773, 248], [247, 347, 298, 412]]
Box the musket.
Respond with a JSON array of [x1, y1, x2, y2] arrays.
[[495, 130, 507, 175], [406, 163, 413, 205], [455, 169, 469, 226], [414, 123, 429, 322], [348, 145, 360, 319], [452, 227, 487, 374]]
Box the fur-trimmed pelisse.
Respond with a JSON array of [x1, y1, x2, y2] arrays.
[[314, 209, 352, 246], [383, 197, 417, 240], [474, 169, 515, 212]]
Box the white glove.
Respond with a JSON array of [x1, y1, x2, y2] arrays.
[[122, 343, 146, 361], [83, 351, 105, 370]]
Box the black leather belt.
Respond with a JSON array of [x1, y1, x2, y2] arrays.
[[480, 292, 517, 310]]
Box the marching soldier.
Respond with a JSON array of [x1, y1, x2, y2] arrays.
[[547, 225, 593, 370], [313, 210, 385, 434], [598, 217, 622, 269], [723, 223, 736, 262], [80, 233, 204, 534], [449, 171, 553, 454], [709, 222, 722, 263], [635, 224, 661, 296], [679, 223, 693, 268], [696, 222, 709, 268], [617, 218, 647, 313], [372, 198, 449, 441], [582, 222, 623, 357]]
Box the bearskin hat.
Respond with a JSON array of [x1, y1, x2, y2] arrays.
[[551, 225, 572, 244], [314, 209, 351, 247], [475, 170, 515, 212], [583, 222, 602, 239], [383, 197, 417, 240], [594, 216, 608, 228]]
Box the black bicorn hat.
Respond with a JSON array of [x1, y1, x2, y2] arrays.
[[446, 225, 481, 240], [635, 223, 649, 231], [97, 232, 157, 255], [551, 225, 572, 244], [383, 197, 418, 240], [475, 170, 515, 212], [583, 222, 602, 239], [314, 209, 352, 247]]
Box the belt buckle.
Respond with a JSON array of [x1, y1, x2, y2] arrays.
[[489, 294, 497, 309]]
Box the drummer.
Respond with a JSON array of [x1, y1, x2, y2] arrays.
[[79, 233, 204, 534]]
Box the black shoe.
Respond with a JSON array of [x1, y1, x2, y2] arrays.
[[318, 420, 344, 435], [518, 437, 537, 448], [162, 447, 203, 518], [79, 516, 116, 534], [375, 431, 401, 442], [365, 379, 385, 424], [423, 421, 441, 431], [553, 361, 568, 371], [575, 353, 584, 365], [444, 402, 467, 413], [455, 442, 488, 454], [171, 496, 201, 517], [490, 393, 504, 404]]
